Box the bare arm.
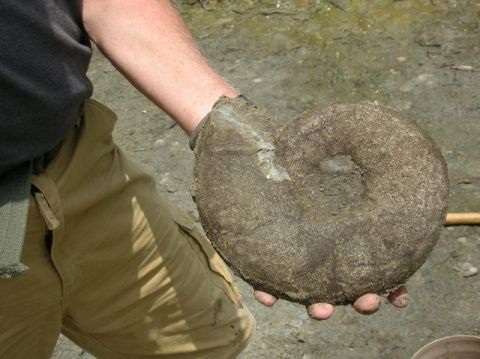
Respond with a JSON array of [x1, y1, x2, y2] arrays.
[[80, 0, 238, 135]]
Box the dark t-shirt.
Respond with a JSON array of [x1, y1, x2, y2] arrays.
[[0, 0, 93, 176]]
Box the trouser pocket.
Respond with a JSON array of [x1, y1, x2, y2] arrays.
[[172, 208, 243, 307]]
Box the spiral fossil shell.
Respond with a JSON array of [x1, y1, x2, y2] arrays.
[[192, 97, 448, 304]]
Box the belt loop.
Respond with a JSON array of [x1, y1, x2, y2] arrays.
[[34, 192, 60, 231]]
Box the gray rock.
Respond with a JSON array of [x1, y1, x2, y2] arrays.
[[456, 262, 478, 278], [192, 97, 449, 304]]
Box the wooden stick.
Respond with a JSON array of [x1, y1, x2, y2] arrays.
[[445, 213, 480, 225]]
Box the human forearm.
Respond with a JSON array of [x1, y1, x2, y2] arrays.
[[80, 0, 238, 134]]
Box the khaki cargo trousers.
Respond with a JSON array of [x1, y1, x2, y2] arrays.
[[0, 100, 255, 358]]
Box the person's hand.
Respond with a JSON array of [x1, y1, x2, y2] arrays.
[[254, 285, 409, 320]]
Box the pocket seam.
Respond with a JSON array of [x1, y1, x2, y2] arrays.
[[172, 212, 242, 307]]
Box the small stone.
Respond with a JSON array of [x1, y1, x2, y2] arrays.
[[397, 56, 407, 62], [252, 78, 263, 83], [456, 262, 478, 277], [452, 65, 474, 71], [155, 139, 165, 146], [456, 236, 467, 244]]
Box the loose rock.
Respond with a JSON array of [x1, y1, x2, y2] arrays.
[[456, 262, 478, 278]]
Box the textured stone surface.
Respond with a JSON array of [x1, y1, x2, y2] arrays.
[[192, 97, 449, 305]]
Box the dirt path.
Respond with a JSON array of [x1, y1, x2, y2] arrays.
[[53, 1, 479, 358]]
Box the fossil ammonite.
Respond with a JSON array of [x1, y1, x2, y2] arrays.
[[191, 97, 449, 305]]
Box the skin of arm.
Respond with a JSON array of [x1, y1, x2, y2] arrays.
[[80, 0, 238, 135], [79, 0, 409, 319]]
